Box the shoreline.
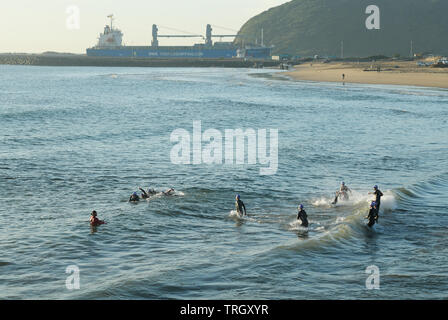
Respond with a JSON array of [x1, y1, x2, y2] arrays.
[[283, 61, 448, 89]]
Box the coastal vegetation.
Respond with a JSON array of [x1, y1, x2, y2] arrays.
[[236, 0, 448, 57]]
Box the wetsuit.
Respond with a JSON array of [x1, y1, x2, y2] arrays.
[[373, 189, 384, 212], [339, 185, 351, 200], [235, 199, 246, 216], [129, 194, 140, 202], [333, 185, 351, 204], [297, 209, 309, 227], [139, 188, 151, 199], [367, 207, 378, 227], [90, 216, 105, 226]]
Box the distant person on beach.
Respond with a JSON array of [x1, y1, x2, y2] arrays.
[[90, 210, 105, 226], [129, 192, 140, 202], [235, 194, 246, 216], [369, 185, 383, 214], [139, 186, 156, 199], [366, 201, 378, 227], [342, 73, 345, 80], [297, 204, 309, 227]]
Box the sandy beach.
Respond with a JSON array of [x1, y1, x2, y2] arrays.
[[285, 60, 448, 89]]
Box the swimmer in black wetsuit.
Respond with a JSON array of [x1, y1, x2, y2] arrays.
[[366, 201, 378, 227], [235, 194, 246, 216], [297, 204, 309, 228], [139, 186, 156, 199], [129, 192, 140, 202], [369, 185, 383, 217], [332, 181, 352, 204]]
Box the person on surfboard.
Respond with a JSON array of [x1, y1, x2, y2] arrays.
[[235, 194, 246, 217], [366, 201, 378, 227], [368, 185, 383, 214], [297, 204, 309, 227], [332, 182, 352, 204]]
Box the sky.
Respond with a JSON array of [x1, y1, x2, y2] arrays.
[[0, 0, 290, 53]]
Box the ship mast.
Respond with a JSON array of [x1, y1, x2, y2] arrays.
[[107, 14, 114, 30]]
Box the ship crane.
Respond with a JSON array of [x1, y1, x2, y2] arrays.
[[205, 24, 239, 46], [152, 24, 203, 47], [158, 35, 204, 38], [151, 24, 240, 47], [212, 35, 239, 41]]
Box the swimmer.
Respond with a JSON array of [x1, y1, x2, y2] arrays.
[[90, 210, 105, 226], [368, 185, 383, 213], [129, 192, 140, 202], [163, 188, 175, 196], [332, 182, 352, 204], [297, 204, 309, 227], [365, 201, 378, 227], [139, 186, 156, 199], [235, 194, 246, 216]]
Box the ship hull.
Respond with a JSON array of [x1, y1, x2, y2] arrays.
[[87, 47, 237, 58], [86, 46, 271, 59]]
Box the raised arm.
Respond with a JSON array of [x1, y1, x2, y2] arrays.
[[139, 187, 148, 197]]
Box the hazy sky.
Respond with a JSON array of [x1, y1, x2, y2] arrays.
[[0, 0, 290, 53]]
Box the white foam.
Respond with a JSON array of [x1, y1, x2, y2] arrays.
[[335, 216, 345, 223], [378, 192, 397, 212], [288, 219, 307, 230], [312, 197, 332, 207], [312, 190, 373, 208], [229, 210, 243, 218]]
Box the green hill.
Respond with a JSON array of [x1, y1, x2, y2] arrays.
[[236, 0, 448, 57]]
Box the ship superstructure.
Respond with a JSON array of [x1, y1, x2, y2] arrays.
[[95, 15, 123, 48]]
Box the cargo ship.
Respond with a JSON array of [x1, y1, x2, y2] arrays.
[[86, 15, 271, 59]]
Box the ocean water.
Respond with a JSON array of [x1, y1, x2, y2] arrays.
[[0, 65, 447, 299]]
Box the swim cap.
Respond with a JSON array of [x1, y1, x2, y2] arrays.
[[236, 194, 240, 200], [299, 204, 304, 209], [342, 182, 345, 185], [133, 192, 137, 196], [374, 185, 378, 189], [371, 201, 376, 207]]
